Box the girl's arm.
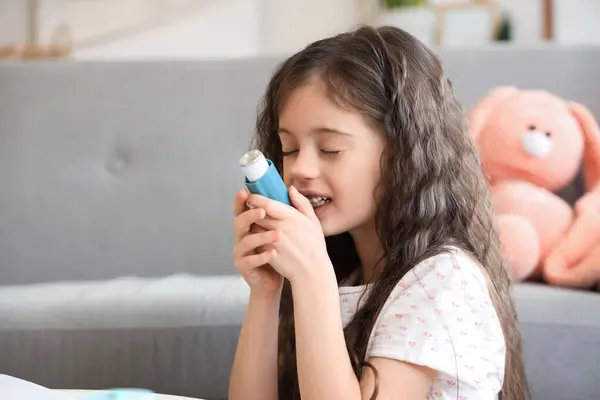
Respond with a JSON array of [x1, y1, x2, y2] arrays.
[[290, 271, 436, 400], [290, 272, 359, 399], [228, 291, 281, 400]]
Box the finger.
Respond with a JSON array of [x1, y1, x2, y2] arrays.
[[232, 188, 250, 216], [288, 185, 320, 225], [250, 224, 268, 234], [252, 216, 279, 232], [234, 230, 280, 258], [233, 207, 266, 241], [249, 225, 276, 253], [251, 222, 278, 254], [236, 249, 277, 275], [246, 193, 292, 219]]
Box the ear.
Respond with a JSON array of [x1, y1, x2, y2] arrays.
[[469, 86, 519, 143], [568, 101, 600, 191]]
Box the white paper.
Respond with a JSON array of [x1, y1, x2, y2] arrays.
[[0, 374, 70, 400]]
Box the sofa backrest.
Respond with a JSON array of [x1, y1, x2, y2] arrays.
[[1, 46, 599, 284]]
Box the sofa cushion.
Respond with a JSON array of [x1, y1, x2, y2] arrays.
[[0, 274, 250, 400], [514, 282, 600, 400], [2, 275, 599, 400]]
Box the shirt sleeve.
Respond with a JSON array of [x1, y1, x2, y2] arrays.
[[367, 249, 506, 390]]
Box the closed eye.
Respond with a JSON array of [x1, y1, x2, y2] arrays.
[[282, 150, 341, 157], [281, 150, 298, 157]]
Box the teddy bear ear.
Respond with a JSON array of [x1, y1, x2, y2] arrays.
[[568, 101, 600, 191], [468, 86, 519, 143]]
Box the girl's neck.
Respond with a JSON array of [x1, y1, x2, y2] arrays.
[[349, 225, 384, 284]]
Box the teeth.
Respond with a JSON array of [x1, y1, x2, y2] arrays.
[[308, 197, 330, 208]]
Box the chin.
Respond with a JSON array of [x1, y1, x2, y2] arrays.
[[321, 224, 340, 238], [320, 218, 360, 238], [315, 202, 373, 238], [319, 220, 345, 237]]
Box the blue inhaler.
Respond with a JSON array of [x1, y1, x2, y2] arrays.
[[80, 388, 155, 400], [239, 150, 291, 206]]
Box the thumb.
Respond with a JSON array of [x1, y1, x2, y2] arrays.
[[289, 186, 319, 224]]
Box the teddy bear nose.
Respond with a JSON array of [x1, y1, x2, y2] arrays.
[[521, 130, 552, 158]]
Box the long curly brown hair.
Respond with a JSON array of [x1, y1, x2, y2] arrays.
[[251, 25, 529, 400]]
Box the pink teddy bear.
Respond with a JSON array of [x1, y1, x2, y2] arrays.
[[469, 86, 600, 289]]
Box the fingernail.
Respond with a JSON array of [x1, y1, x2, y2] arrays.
[[289, 185, 297, 193]]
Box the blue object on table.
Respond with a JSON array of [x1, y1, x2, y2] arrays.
[[80, 388, 155, 400]]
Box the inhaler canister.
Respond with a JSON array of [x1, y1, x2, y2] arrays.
[[239, 150, 291, 206]]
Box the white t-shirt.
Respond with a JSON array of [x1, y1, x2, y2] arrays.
[[339, 247, 506, 400]]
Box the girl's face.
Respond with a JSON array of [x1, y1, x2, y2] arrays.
[[278, 79, 385, 237]]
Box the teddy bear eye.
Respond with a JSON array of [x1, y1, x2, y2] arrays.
[[545, 132, 551, 137], [528, 125, 536, 130]]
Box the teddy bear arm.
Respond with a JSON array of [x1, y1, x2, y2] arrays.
[[574, 185, 600, 215], [492, 181, 572, 258], [543, 200, 600, 287], [544, 240, 600, 289]]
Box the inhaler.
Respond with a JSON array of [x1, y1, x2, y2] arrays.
[[239, 150, 291, 206], [81, 388, 155, 400]]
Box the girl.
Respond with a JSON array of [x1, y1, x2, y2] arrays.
[[229, 25, 529, 400]]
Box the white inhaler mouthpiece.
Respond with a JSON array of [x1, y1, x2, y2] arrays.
[[239, 150, 269, 182]]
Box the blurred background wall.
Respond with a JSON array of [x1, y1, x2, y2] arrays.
[[1, 0, 599, 61]]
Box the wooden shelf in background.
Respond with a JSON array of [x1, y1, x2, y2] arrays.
[[0, 44, 70, 61]]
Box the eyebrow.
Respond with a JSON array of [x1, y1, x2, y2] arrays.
[[278, 126, 354, 136]]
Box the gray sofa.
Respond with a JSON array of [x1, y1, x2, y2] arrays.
[[1, 46, 599, 400]]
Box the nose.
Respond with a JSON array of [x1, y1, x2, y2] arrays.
[[288, 150, 320, 180], [522, 130, 552, 158]]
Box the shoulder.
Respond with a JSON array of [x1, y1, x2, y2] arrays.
[[383, 247, 496, 319], [398, 247, 489, 295], [367, 247, 505, 392], [378, 247, 497, 326]]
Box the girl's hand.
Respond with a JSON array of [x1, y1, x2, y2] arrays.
[[232, 188, 283, 298], [247, 186, 334, 284]]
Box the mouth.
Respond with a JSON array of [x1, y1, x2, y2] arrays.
[[307, 196, 331, 209]]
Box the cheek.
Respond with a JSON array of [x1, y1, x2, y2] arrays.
[[282, 160, 291, 185], [337, 156, 381, 202]]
